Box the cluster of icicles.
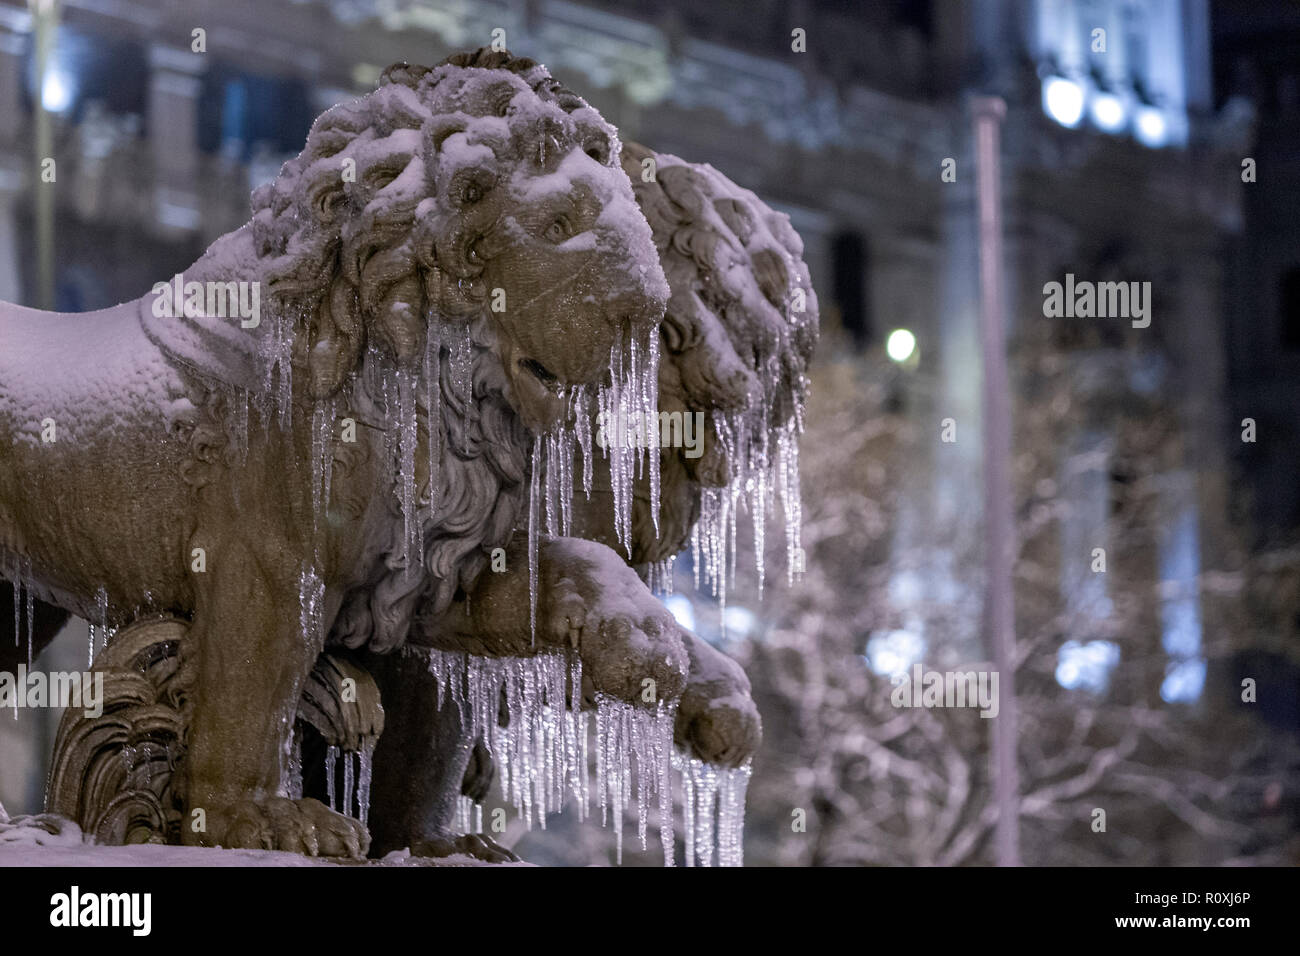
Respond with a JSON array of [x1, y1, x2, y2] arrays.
[[526, 326, 661, 636], [424, 646, 751, 867], [282, 306, 663, 649], [689, 385, 807, 626], [5, 557, 115, 718], [282, 729, 376, 829], [6, 556, 34, 688]]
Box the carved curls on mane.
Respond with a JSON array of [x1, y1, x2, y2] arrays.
[[247, 48, 619, 401]]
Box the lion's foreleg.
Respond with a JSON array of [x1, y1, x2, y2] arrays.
[[419, 533, 689, 707]]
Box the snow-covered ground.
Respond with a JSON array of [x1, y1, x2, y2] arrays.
[[0, 808, 513, 867]]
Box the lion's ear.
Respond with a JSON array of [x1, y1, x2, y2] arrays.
[[307, 277, 364, 399]]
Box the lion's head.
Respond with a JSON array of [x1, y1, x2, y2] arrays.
[[249, 48, 668, 432]]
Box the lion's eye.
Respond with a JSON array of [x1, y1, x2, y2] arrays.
[[545, 217, 570, 243]]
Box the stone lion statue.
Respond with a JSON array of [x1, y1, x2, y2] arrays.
[[8, 52, 820, 867], [1, 49, 691, 856]]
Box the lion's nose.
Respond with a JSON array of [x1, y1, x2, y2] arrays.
[[603, 284, 666, 336]]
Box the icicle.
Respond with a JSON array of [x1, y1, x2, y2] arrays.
[[674, 753, 751, 866], [424, 316, 441, 524], [398, 369, 421, 570], [343, 749, 355, 818], [779, 424, 804, 587], [87, 586, 109, 666], [455, 795, 484, 835], [357, 738, 375, 827], [310, 397, 335, 538], [680, 752, 695, 867], [373, 358, 424, 574], [325, 745, 338, 812], [574, 386, 593, 499], [717, 760, 752, 867], [646, 557, 674, 596], [262, 306, 295, 433], [645, 331, 661, 534], [420, 648, 583, 831], [298, 566, 325, 647], [10, 570, 17, 719], [684, 345, 809, 625], [449, 323, 474, 457], [288, 725, 303, 800], [280, 724, 303, 800], [528, 441, 541, 645], [25, 580, 35, 671], [592, 695, 675, 865], [12, 572, 20, 651]]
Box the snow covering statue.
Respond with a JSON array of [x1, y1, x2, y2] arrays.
[[7, 51, 819, 866], [1, 49, 691, 857]]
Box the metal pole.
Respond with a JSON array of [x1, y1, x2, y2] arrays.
[[31, 0, 58, 311], [972, 95, 1020, 867]]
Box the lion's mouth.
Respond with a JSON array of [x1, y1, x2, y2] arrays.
[[519, 357, 560, 387]]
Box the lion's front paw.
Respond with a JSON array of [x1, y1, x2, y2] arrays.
[[411, 832, 522, 864], [676, 632, 762, 767], [200, 796, 369, 859], [542, 540, 688, 706]]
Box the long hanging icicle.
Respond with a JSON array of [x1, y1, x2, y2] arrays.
[[454, 795, 483, 835], [593, 695, 676, 865], [716, 760, 753, 868], [12, 569, 20, 652], [528, 442, 541, 643], [372, 357, 424, 576], [687, 273, 811, 624], [285, 725, 303, 800], [325, 745, 339, 812], [87, 586, 110, 667], [646, 556, 674, 596], [343, 750, 355, 818], [673, 753, 752, 867], [261, 304, 296, 435], [357, 738, 375, 827], [524, 321, 662, 642], [424, 316, 442, 525], [10, 568, 18, 719], [395, 369, 420, 571], [310, 396, 336, 543], [298, 566, 325, 647], [26, 578, 36, 670]]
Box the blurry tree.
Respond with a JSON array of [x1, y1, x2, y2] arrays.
[[718, 324, 1300, 866]]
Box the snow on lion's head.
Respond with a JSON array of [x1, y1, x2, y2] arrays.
[[249, 48, 669, 431]]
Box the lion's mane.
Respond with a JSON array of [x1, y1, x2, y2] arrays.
[[231, 50, 625, 654]]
